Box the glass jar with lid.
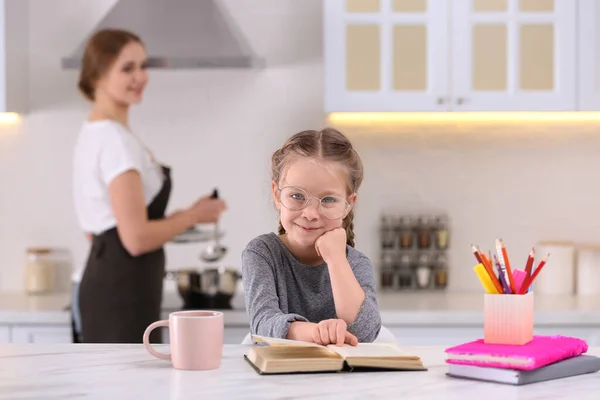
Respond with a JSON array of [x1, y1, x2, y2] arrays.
[[25, 248, 57, 294], [397, 252, 415, 289], [434, 215, 450, 250], [380, 251, 395, 289], [380, 215, 397, 249], [415, 253, 433, 289], [433, 252, 449, 289], [417, 215, 434, 249], [398, 216, 415, 249]]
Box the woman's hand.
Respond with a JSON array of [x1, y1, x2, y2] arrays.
[[185, 194, 227, 224], [110, 171, 227, 256], [312, 318, 358, 346], [315, 228, 347, 264]]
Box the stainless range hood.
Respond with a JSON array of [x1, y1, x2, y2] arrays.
[[61, 0, 263, 69]]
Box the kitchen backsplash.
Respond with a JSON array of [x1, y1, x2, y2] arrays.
[[2, 0, 600, 293]]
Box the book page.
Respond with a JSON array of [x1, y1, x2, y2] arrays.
[[246, 346, 345, 374], [251, 334, 325, 348], [326, 343, 415, 359]]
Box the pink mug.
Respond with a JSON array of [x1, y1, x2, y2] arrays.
[[143, 310, 224, 370]]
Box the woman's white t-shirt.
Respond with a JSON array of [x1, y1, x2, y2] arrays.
[[73, 120, 164, 235]]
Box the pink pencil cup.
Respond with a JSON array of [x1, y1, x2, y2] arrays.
[[484, 292, 534, 345]]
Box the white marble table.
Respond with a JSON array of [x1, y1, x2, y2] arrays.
[[0, 344, 599, 399]]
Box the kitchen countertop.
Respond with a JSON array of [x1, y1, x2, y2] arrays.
[[0, 291, 72, 324], [2, 291, 600, 326], [1, 343, 599, 399], [0, 291, 250, 326], [376, 292, 600, 325]]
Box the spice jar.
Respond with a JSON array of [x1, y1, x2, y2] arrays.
[[416, 215, 432, 249], [380, 252, 395, 289], [397, 252, 414, 289], [25, 248, 57, 294], [433, 253, 449, 289], [398, 216, 415, 249], [380, 215, 397, 249], [434, 215, 450, 250], [415, 253, 432, 289]]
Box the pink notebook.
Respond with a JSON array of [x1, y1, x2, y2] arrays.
[[445, 335, 588, 370]]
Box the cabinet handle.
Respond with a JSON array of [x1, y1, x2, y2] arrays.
[[456, 97, 466, 105], [437, 97, 445, 105]]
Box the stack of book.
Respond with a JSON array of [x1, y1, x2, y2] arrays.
[[445, 335, 600, 385]]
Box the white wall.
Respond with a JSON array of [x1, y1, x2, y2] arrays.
[[1, 0, 599, 293]]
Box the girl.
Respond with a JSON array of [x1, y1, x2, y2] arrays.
[[242, 128, 381, 346], [73, 29, 227, 343]]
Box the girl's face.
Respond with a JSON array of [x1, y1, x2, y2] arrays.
[[95, 41, 148, 106], [272, 158, 356, 249]]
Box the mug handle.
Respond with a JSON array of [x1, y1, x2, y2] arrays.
[[143, 320, 171, 361]]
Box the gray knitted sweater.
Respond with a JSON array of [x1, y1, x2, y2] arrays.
[[241, 232, 382, 342]]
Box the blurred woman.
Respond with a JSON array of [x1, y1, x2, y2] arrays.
[[72, 29, 226, 343]]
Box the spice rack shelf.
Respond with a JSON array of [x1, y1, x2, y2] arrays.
[[379, 214, 450, 292]]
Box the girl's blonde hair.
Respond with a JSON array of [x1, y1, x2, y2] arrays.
[[271, 128, 364, 247]]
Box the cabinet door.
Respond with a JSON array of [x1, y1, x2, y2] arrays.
[[451, 0, 576, 111], [11, 325, 72, 343], [224, 327, 251, 344], [577, 0, 600, 110], [324, 0, 449, 112], [0, 326, 10, 343], [534, 326, 600, 346], [388, 326, 485, 346], [0, 0, 28, 114]]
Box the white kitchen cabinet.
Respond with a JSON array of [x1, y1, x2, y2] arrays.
[[161, 326, 249, 345], [0, 326, 9, 343], [388, 325, 600, 346], [224, 327, 250, 344], [577, 0, 600, 110], [389, 326, 484, 346], [10, 325, 72, 344], [533, 326, 600, 346], [324, 0, 578, 112], [0, 0, 28, 114], [452, 0, 576, 111], [324, 0, 449, 112]]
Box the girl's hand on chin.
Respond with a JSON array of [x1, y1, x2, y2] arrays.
[[315, 228, 347, 264]]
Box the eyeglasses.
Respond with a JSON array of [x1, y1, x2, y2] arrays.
[[277, 186, 351, 220]]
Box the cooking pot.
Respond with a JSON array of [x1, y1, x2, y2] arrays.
[[164, 267, 241, 309]]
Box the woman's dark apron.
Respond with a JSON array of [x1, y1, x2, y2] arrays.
[[78, 166, 171, 343]]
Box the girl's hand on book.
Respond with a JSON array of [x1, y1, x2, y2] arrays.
[[315, 228, 347, 264], [312, 319, 358, 347]]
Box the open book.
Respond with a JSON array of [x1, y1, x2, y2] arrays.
[[245, 335, 427, 375]]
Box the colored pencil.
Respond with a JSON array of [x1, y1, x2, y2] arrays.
[[493, 254, 510, 294], [474, 263, 500, 294], [472, 245, 504, 294], [479, 246, 492, 269], [525, 247, 535, 278], [472, 244, 484, 264], [496, 238, 516, 294], [519, 253, 550, 294]]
